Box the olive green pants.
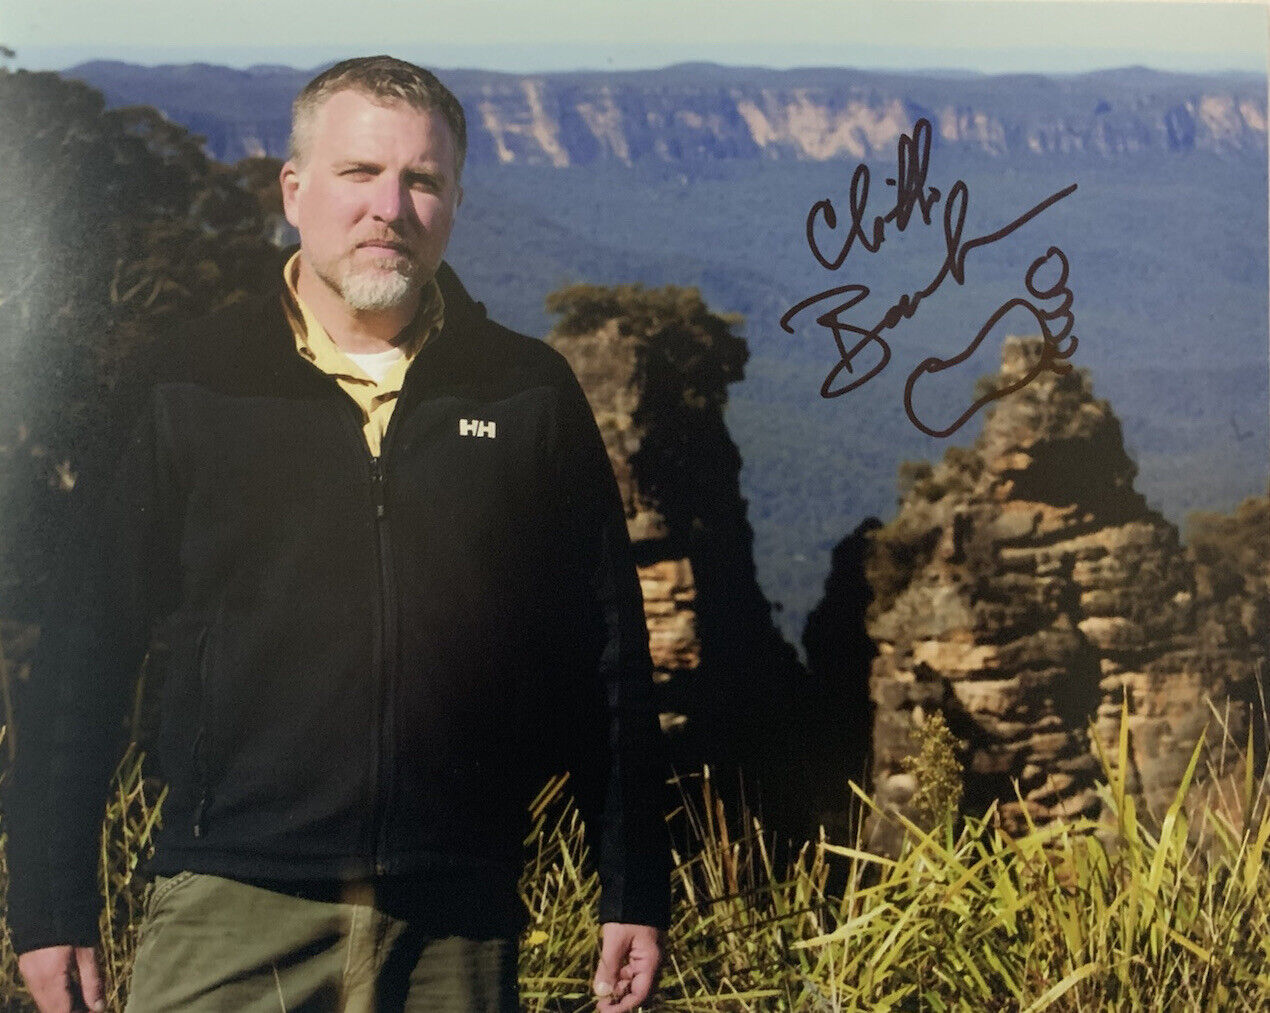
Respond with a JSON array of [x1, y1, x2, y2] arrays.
[[123, 872, 520, 1012]]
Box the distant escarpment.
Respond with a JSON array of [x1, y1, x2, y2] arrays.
[[66, 62, 1268, 165], [545, 284, 808, 825], [810, 337, 1265, 852]]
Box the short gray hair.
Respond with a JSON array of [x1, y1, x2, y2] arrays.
[[289, 55, 467, 181]]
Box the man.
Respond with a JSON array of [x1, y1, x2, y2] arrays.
[[8, 56, 668, 1012]]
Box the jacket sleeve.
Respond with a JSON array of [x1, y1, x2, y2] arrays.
[[552, 359, 671, 931], [4, 346, 176, 955]]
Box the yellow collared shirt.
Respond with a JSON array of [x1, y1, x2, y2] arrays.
[[280, 251, 445, 456]]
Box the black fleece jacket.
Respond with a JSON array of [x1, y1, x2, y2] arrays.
[[5, 256, 670, 954]]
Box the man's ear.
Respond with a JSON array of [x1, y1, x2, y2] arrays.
[[280, 160, 303, 229]]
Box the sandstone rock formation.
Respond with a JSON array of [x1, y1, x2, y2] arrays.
[[546, 283, 807, 825], [852, 337, 1263, 851]]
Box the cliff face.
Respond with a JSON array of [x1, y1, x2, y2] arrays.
[[855, 338, 1263, 851], [68, 62, 1268, 165], [469, 81, 1266, 166]]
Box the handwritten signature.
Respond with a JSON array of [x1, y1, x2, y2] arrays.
[[780, 117, 1078, 436]]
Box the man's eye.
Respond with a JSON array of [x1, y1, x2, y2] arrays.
[[342, 168, 374, 179], [408, 177, 439, 191]]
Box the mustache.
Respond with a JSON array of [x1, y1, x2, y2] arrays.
[[355, 235, 414, 255]]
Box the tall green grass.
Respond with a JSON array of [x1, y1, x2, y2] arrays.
[[1, 688, 1267, 1011]]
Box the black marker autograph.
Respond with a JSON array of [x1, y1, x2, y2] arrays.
[[780, 117, 1078, 436]]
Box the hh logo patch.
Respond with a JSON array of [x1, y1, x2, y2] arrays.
[[459, 418, 497, 438]]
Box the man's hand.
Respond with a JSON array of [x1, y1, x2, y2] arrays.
[[593, 922, 663, 1012], [18, 945, 105, 1013]]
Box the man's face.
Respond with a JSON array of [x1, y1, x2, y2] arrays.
[[280, 89, 463, 312]]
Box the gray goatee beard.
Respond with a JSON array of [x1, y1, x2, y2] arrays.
[[339, 255, 417, 311]]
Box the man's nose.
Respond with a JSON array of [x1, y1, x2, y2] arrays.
[[369, 175, 411, 223]]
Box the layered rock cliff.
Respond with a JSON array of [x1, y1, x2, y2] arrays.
[[839, 338, 1264, 851], [464, 72, 1266, 165]]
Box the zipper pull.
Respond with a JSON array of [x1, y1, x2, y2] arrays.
[[370, 456, 387, 519], [193, 795, 207, 837]]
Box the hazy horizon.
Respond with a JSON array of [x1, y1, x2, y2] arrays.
[[4, 0, 1266, 77], [10, 48, 1268, 81]]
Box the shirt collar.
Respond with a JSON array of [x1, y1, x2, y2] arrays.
[[280, 250, 445, 383]]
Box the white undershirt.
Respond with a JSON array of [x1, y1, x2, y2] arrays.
[[344, 346, 406, 384]]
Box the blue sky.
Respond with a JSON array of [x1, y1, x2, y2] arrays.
[[3, 0, 1267, 75]]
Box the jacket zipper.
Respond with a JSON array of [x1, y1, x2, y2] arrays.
[[367, 363, 417, 876], [368, 451, 399, 875], [300, 359, 407, 876]]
